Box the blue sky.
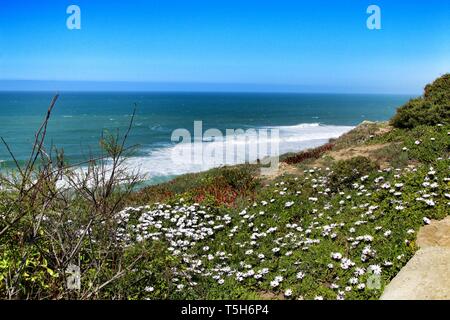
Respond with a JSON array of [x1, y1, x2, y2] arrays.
[[0, 0, 449, 93]]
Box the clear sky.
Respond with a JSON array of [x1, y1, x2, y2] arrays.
[[0, 0, 449, 93]]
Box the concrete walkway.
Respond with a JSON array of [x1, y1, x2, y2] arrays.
[[380, 217, 450, 300]]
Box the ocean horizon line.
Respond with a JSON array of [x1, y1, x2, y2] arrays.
[[0, 80, 420, 96]]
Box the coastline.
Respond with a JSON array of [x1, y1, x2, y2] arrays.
[[136, 123, 355, 186], [2, 74, 449, 300]]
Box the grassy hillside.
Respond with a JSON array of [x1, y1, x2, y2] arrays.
[[0, 75, 449, 299]]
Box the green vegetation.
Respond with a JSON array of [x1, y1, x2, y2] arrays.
[[328, 156, 378, 192], [331, 121, 382, 150], [0, 76, 449, 300], [391, 74, 450, 128], [128, 164, 260, 207]]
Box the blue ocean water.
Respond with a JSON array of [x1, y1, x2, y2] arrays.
[[0, 92, 412, 184]]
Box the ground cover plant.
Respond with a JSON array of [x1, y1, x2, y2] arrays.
[[108, 132, 449, 299], [0, 75, 449, 299]]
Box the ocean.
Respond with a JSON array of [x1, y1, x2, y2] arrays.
[[0, 92, 412, 184]]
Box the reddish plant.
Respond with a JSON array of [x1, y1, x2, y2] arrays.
[[283, 142, 335, 165], [194, 183, 240, 207]]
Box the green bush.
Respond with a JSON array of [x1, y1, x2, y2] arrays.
[[391, 74, 450, 129], [372, 143, 409, 169], [391, 98, 446, 128], [219, 165, 259, 191], [328, 156, 379, 191], [424, 73, 450, 105]]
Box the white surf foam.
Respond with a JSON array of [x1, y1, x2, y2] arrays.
[[122, 123, 354, 182]]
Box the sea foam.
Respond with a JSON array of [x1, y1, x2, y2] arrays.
[[123, 123, 353, 184]]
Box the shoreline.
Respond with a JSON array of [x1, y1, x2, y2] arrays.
[[137, 124, 356, 187]]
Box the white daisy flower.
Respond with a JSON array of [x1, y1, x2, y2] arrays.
[[284, 289, 293, 297]]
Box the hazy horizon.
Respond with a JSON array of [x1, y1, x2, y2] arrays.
[[0, 79, 422, 95]]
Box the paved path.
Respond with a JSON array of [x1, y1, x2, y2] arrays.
[[380, 217, 450, 300]]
